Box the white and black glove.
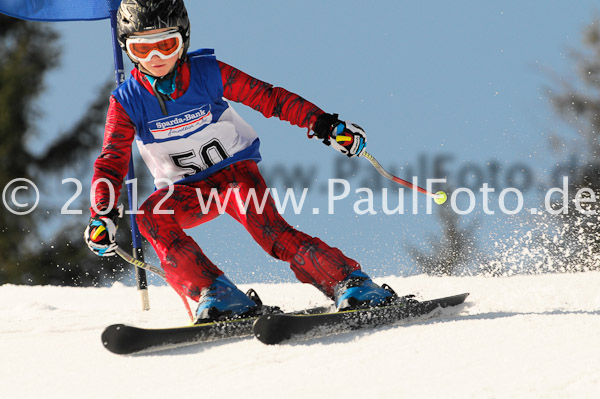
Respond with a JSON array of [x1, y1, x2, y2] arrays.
[[311, 113, 367, 157], [84, 205, 123, 257]]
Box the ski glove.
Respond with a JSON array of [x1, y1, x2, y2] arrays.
[[84, 205, 123, 257], [311, 113, 367, 158]]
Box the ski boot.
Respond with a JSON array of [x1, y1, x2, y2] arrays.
[[334, 270, 397, 311], [195, 275, 271, 324]]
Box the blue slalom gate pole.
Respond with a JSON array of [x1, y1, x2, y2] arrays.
[[108, 3, 150, 310]]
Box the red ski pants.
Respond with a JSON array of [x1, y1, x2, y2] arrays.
[[136, 160, 359, 301]]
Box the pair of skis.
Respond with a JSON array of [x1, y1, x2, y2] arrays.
[[102, 292, 468, 355], [103, 148, 454, 355]]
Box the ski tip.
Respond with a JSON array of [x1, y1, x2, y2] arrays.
[[101, 324, 139, 355], [442, 292, 470, 305], [253, 314, 291, 345], [447, 293, 469, 308]]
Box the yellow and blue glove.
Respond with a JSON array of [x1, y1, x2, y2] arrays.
[[84, 206, 122, 257], [311, 113, 367, 158]]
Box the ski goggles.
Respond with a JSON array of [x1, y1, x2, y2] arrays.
[[125, 30, 183, 62]]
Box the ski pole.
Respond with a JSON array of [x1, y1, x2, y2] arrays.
[[308, 125, 448, 204], [115, 246, 194, 321], [360, 150, 448, 205], [115, 246, 165, 279]]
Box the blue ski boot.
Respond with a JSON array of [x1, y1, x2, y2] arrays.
[[334, 270, 396, 311], [194, 275, 260, 324]]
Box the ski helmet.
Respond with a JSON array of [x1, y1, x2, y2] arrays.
[[116, 0, 191, 60]]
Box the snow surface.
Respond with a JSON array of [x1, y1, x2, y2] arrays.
[[2, 273, 600, 399]]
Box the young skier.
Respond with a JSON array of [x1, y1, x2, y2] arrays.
[[84, 0, 396, 323]]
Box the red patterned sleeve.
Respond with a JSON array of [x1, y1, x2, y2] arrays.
[[90, 96, 135, 216], [218, 60, 324, 129]]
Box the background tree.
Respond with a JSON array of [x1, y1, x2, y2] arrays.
[[0, 15, 143, 286], [0, 16, 58, 279], [407, 185, 478, 276], [543, 18, 600, 271]]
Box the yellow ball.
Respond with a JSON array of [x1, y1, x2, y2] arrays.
[[434, 191, 447, 205]]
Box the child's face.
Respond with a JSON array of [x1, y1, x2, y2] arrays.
[[130, 28, 182, 77]]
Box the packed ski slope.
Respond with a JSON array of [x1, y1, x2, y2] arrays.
[[2, 272, 600, 399]]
